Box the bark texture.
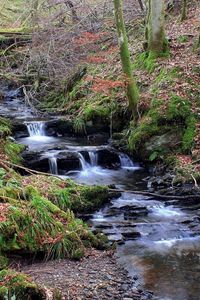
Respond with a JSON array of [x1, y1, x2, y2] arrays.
[[147, 0, 168, 57]]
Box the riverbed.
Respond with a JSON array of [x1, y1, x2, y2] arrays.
[[1, 87, 200, 300]]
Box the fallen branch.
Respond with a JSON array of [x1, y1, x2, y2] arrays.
[[0, 160, 63, 180], [108, 189, 200, 200]]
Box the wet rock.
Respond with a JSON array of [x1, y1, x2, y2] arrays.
[[13, 123, 29, 138], [121, 231, 141, 240], [87, 133, 109, 143], [147, 173, 174, 190], [124, 207, 148, 219], [22, 152, 50, 173], [45, 119, 74, 136], [98, 149, 120, 168]]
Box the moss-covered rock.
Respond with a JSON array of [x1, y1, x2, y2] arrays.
[[0, 269, 43, 299], [21, 175, 110, 214], [49, 185, 109, 214], [129, 94, 197, 162], [0, 269, 61, 299]]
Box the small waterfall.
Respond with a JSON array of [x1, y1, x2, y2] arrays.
[[49, 157, 58, 174], [89, 151, 98, 167], [78, 153, 90, 170], [119, 153, 134, 168], [26, 122, 45, 137]]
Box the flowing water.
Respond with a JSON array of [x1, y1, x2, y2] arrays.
[[26, 122, 46, 137], [1, 92, 200, 300]]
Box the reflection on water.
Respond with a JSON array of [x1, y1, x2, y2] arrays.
[[117, 238, 200, 300]]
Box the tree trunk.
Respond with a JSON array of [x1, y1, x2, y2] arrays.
[[147, 0, 168, 57], [113, 0, 139, 114], [181, 0, 187, 21]]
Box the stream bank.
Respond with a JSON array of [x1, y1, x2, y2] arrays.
[[0, 87, 152, 299], [1, 87, 200, 300]]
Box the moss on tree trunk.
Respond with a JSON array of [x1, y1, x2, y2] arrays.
[[113, 0, 139, 115]]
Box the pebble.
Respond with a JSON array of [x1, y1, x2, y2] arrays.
[[19, 249, 153, 300]]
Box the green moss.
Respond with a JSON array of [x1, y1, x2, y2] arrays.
[[0, 117, 24, 163], [0, 269, 45, 299], [193, 172, 200, 183], [129, 98, 163, 152], [0, 176, 109, 258], [129, 119, 159, 151], [4, 140, 25, 164], [0, 118, 11, 138], [0, 256, 8, 270], [129, 92, 197, 161], [182, 115, 196, 153], [133, 52, 156, 73], [177, 35, 189, 43], [84, 104, 110, 121], [49, 185, 109, 213], [166, 94, 191, 120]]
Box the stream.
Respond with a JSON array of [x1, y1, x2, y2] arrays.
[[2, 88, 200, 300]]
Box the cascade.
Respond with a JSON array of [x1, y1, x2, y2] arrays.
[[119, 153, 134, 168], [88, 151, 98, 167], [26, 122, 45, 137], [49, 157, 58, 174], [78, 153, 90, 170]]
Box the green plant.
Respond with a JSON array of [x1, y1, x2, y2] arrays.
[[177, 35, 189, 43], [0, 269, 44, 299], [73, 117, 86, 134], [166, 95, 191, 120], [182, 115, 196, 153], [0, 118, 11, 138]]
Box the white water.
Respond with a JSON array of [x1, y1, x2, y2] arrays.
[[26, 122, 45, 137], [16, 117, 200, 300], [149, 204, 184, 219], [89, 151, 98, 166], [119, 153, 140, 170], [78, 152, 90, 171], [49, 157, 58, 175]]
